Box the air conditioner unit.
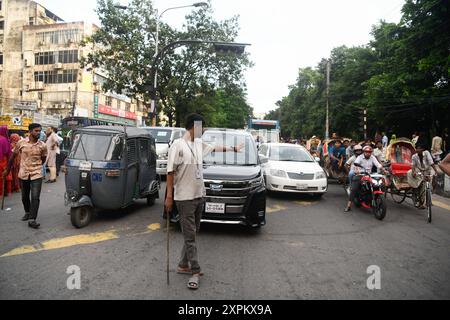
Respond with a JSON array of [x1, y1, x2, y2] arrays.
[[35, 81, 44, 90], [25, 59, 32, 67], [53, 63, 63, 69]]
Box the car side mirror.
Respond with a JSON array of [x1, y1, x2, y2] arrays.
[[259, 154, 268, 164]]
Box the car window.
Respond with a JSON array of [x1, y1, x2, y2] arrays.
[[269, 146, 314, 162], [203, 132, 257, 165], [259, 144, 268, 156], [145, 128, 172, 143]]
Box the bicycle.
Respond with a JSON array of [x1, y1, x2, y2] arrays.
[[412, 171, 433, 223]]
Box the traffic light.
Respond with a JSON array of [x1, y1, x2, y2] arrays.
[[213, 43, 246, 55]]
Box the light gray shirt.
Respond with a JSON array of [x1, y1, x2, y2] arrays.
[[167, 133, 215, 201], [412, 151, 434, 173], [354, 154, 383, 173]]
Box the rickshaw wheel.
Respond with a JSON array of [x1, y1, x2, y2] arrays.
[[70, 206, 93, 228], [390, 188, 407, 204]]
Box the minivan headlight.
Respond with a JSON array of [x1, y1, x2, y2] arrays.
[[315, 171, 326, 180], [270, 169, 287, 178]]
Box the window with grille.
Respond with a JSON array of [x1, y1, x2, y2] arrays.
[[105, 96, 112, 107], [139, 139, 149, 165], [34, 69, 77, 84], [36, 29, 82, 45], [126, 139, 137, 164]]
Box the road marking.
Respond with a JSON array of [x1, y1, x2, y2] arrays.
[[433, 200, 450, 212], [1, 230, 119, 258], [267, 204, 287, 213], [1, 223, 164, 258], [148, 223, 161, 231], [294, 200, 316, 206]]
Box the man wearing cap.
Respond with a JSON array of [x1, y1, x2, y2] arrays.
[[344, 145, 386, 212], [3, 123, 47, 228], [345, 144, 363, 186]]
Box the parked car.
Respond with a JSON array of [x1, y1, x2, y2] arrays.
[[140, 126, 186, 176], [259, 143, 327, 197]]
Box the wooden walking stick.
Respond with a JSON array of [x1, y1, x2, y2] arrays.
[[164, 187, 171, 286], [1, 174, 8, 211], [166, 206, 170, 285]]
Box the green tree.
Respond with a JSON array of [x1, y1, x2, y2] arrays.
[[82, 0, 252, 127]]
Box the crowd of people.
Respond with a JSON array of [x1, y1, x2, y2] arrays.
[[0, 125, 63, 198], [277, 130, 449, 211]]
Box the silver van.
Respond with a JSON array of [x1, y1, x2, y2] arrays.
[[140, 126, 186, 175]]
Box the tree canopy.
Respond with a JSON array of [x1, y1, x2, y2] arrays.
[[82, 0, 253, 127], [266, 0, 449, 143]]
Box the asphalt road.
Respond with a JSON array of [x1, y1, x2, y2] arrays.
[[0, 178, 449, 300]]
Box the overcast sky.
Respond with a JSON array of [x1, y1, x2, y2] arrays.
[[38, 0, 405, 114]]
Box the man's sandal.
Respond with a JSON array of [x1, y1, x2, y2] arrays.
[[187, 274, 201, 290], [177, 266, 203, 276]]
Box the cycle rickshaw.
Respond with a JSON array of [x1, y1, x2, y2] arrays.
[[385, 138, 433, 223]]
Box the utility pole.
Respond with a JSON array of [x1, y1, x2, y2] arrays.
[[364, 108, 367, 140], [325, 59, 331, 139]]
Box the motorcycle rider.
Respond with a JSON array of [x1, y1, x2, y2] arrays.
[[344, 145, 387, 212], [345, 144, 363, 185]]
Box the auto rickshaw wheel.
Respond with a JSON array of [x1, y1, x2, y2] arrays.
[[70, 206, 93, 228], [147, 194, 156, 206]]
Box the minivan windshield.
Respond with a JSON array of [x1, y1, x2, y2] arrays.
[[269, 145, 314, 162], [203, 131, 258, 166], [145, 128, 172, 144], [70, 133, 124, 161]]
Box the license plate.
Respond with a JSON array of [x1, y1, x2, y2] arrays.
[[205, 202, 225, 214], [296, 184, 308, 190], [79, 161, 92, 171]]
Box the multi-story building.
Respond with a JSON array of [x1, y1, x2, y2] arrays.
[[0, 0, 147, 126]]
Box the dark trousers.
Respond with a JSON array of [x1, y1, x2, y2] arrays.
[[349, 175, 361, 202], [19, 178, 43, 220]]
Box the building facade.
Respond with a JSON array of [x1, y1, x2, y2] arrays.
[[0, 0, 147, 126]]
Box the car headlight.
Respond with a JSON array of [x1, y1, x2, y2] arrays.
[[158, 153, 168, 160], [269, 169, 287, 178], [315, 171, 326, 180], [250, 175, 264, 189]]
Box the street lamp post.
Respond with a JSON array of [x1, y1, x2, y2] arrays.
[[152, 2, 208, 126], [147, 40, 250, 101], [113, 2, 208, 126]]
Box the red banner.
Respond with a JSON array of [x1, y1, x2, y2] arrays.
[[98, 104, 137, 120]]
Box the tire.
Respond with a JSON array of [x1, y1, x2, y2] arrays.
[[373, 195, 387, 221], [426, 186, 432, 223], [391, 188, 407, 204], [70, 206, 93, 228], [147, 194, 156, 206]]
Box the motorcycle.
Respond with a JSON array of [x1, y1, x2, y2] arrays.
[[351, 164, 387, 220]]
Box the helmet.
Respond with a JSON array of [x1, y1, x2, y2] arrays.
[[354, 145, 363, 151], [363, 145, 373, 153]]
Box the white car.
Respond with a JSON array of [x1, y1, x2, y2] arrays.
[[259, 143, 328, 197], [140, 127, 186, 175]]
